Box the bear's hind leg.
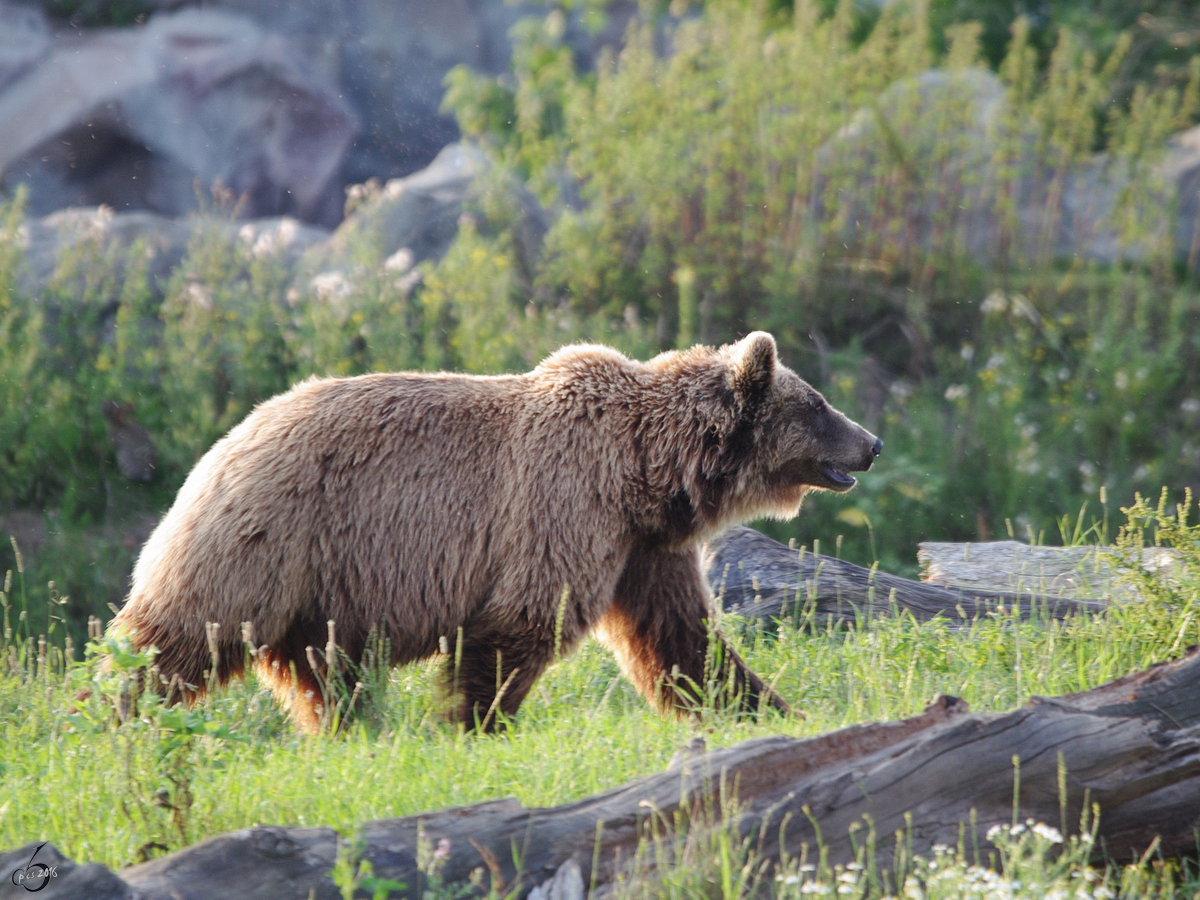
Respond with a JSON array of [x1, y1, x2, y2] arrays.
[[596, 544, 791, 718], [110, 604, 244, 705]]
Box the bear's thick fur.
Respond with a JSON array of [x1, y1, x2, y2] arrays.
[[112, 333, 880, 731]]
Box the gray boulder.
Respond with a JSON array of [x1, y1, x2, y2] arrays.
[[1, 0, 634, 226], [302, 141, 548, 283], [203, 0, 635, 186], [11, 142, 530, 313], [1159, 123, 1200, 266], [308, 143, 491, 273], [0, 4, 356, 226], [0, 841, 132, 900], [813, 67, 1178, 266]]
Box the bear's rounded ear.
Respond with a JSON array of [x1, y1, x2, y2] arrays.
[[732, 331, 776, 398]]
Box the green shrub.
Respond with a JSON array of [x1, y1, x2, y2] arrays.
[[156, 222, 295, 455], [436, 0, 1200, 569]]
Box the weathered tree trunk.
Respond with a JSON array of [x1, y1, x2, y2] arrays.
[[918, 539, 1179, 601], [13, 647, 1200, 900], [705, 526, 1105, 625]]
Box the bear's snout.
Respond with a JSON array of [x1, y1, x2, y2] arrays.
[[845, 433, 881, 477], [858, 437, 883, 472], [813, 421, 880, 493]]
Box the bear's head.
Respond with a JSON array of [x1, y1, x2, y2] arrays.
[[722, 331, 881, 521]]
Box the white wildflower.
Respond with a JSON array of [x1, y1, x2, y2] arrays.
[[981, 290, 1007, 314], [184, 281, 213, 311], [395, 267, 423, 295], [277, 218, 298, 246], [311, 271, 353, 303], [1010, 293, 1040, 323], [252, 231, 277, 258], [385, 247, 415, 273], [1032, 822, 1063, 843]]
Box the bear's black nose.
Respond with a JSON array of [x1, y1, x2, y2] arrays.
[[871, 438, 883, 456]]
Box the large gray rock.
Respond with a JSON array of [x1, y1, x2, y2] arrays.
[[813, 67, 1177, 266], [1, 0, 634, 226], [307, 143, 491, 273], [0, 3, 51, 89], [302, 141, 548, 282], [10, 142, 532, 314], [1159, 123, 1200, 266], [205, 0, 635, 186], [0, 4, 356, 226]]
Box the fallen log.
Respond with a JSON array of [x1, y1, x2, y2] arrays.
[[705, 526, 1105, 625], [918, 539, 1179, 601], [12, 647, 1200, 900]]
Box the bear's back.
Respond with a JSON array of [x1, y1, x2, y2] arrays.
[[125, 366, 636, 663]]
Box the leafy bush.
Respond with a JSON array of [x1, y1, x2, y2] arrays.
[[435, 0, 1200, 570]]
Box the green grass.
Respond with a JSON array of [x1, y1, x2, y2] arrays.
[[1, 496, 1198, 897]]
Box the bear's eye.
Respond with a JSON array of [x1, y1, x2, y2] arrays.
[[813, 397, 835, 419], [788, 395, 820, 416]]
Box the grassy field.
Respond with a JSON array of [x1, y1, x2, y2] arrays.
[[1, 494, 1198, 898], [2, 3, 1200, 895]]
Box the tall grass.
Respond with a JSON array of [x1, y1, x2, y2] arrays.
[[1, 494, 1197, 897]]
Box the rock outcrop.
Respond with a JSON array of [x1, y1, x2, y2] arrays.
[[0, 4, 357, 226]]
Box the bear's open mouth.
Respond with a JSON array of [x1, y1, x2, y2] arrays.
[[819, 464, 858, 492]]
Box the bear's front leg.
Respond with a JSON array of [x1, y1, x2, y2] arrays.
[[596, 543, 791, 718], [445, 626, 556, 732]]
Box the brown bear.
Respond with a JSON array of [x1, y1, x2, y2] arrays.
[[111, 332, 881, 732]]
